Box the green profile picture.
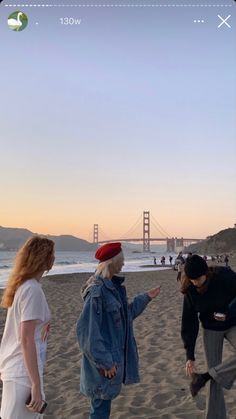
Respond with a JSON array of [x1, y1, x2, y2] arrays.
[[8, 11, 28, 32]]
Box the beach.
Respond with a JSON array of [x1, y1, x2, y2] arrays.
[[0, 268, 236, 419]]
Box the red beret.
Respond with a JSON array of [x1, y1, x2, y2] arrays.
[[95, 242, 122, 262]]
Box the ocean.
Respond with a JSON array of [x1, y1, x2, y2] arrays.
[[0, 248, 177, 289]]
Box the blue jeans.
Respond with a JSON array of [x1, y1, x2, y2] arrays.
[[90, 399, 112, 419]]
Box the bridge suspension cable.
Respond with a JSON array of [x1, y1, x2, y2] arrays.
[[119, 213, 143, 239], [99, 228, 113, 242], [150, 214, 171, 238], [150, 222, 166, 238]]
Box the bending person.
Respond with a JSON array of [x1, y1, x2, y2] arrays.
[[0, 236, 55, 419], [76, 242, 160, 419], [181, 254, 236, 419]]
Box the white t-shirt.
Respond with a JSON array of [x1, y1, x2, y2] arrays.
[[0, 279, 50, 384]]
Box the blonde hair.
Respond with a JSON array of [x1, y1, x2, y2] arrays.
[[1, 236, 55, 308], [95, 251, 124, 279]]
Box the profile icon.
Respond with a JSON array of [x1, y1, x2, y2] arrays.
[[8, 11, 28, 31]]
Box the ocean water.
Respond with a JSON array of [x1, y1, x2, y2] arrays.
[[0, 248, 177, 289]]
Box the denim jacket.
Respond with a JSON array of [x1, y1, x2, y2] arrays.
[[76, 275, 151, 400]]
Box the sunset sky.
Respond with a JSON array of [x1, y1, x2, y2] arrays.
[[0, 0, 235, 242]]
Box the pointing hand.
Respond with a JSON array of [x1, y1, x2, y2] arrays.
[[147, 286, 161, 299]]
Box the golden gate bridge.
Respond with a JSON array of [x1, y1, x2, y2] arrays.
[[93, 211, 203, 252]]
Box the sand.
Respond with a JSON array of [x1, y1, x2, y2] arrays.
[[0, 267, 236, 419]]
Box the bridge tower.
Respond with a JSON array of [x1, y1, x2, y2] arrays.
[[93, 224, 99, 243], [143, 211, 150, 252], [175, 237, 184, 252], [167, 238, 175, 252]]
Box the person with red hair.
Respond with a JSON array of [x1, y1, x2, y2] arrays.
[[0, 236, 55, 419]]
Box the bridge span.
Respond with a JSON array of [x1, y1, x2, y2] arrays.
[[94, 211, 203, 252], [99, 238, 202, 243]]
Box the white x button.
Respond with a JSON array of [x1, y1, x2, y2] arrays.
[[218, 15, 231, 29]]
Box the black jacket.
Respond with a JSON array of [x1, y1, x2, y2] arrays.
[[181, 267, 236, 360]]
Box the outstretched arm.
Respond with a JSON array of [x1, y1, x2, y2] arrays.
[[129, 287, 161, 320]]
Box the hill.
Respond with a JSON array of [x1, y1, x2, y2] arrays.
[[0, 226, 97, 252], [184, 227, 236, 255]]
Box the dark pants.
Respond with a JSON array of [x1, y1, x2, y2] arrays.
[[203, 326, 236, 419], [89, 399, 112, 419], [176, 272, 181, 281]]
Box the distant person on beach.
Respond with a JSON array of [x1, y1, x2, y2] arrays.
[[176, 252, 185, 281], [153, 256, 157, 265], [76, 242, 161, 419], [176, 260, 184, 281], [0, 236, 55, 419], [224, 255, 229, 267], [180, 254, 236, 419], [177, 251, 185, 264], [161, 256, 165, 266], [169, 255, 173, 265]]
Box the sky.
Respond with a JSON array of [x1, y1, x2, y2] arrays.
[[0, 0, 236, 242]]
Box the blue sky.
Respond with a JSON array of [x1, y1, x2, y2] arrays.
[[0, 0, 235, 241]]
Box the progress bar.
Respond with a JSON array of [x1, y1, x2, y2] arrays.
[[2, 3, 234, 8]]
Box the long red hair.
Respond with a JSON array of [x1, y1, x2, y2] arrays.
[[1, 236, 55, 308]]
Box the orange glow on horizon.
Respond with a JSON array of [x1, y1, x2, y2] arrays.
[[1, 212, 234, 243]]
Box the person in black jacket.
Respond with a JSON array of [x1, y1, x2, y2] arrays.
[[180, 254, 236, 419]]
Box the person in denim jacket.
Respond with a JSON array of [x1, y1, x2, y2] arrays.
[[76, 242, 161, 419]]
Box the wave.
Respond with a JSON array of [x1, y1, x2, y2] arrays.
[[0, 265, 10, 269], [56, 261, 79, 266]]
